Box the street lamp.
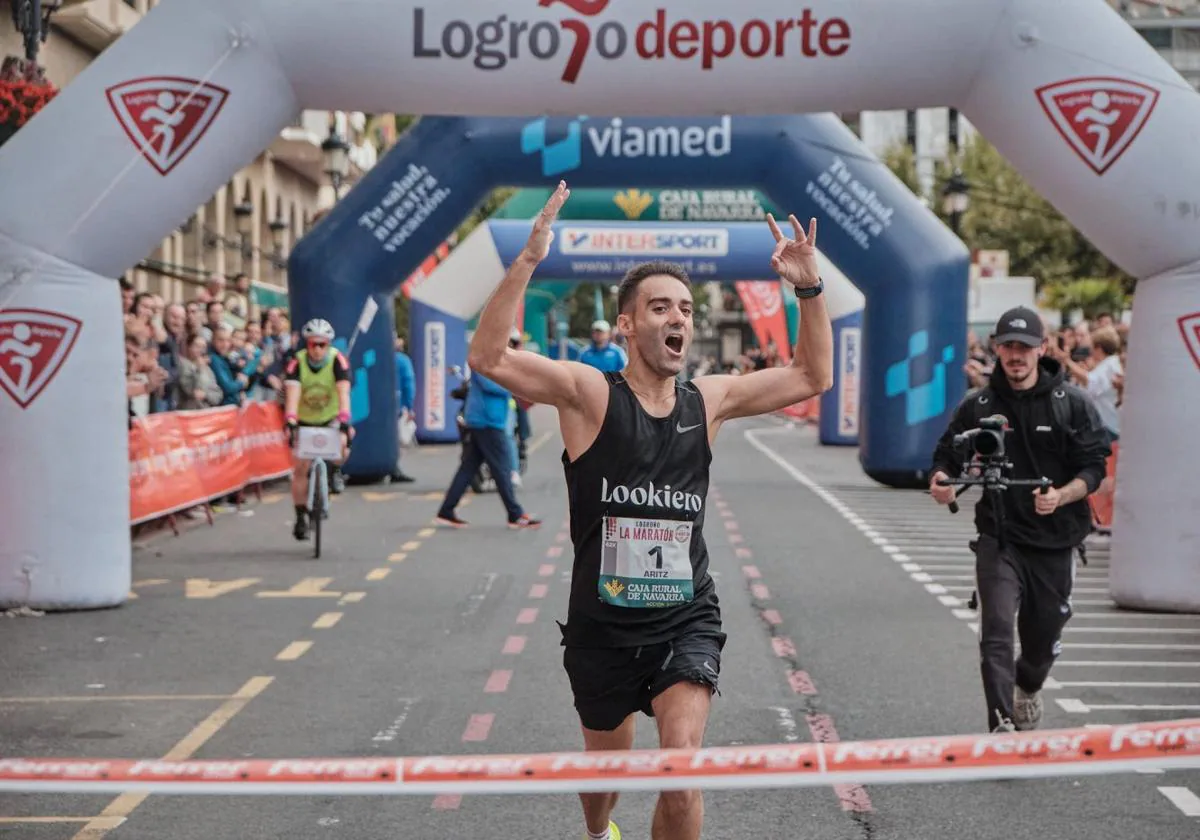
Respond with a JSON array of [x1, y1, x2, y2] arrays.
[[942, 168, 970, 237], [232, 181, 254, 271], [321, 122, 351, 200], [10, 0, 74, 65]]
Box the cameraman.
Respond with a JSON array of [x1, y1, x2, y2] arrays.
[[928, 307, 1111, 734]]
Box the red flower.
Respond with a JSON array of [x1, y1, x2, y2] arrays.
[[0, 77, 59, 132]]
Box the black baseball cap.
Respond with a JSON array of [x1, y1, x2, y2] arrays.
[[993, 306, 1045, 347]]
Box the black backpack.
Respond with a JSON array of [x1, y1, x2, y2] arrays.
[[965, 383, 1074, 434]]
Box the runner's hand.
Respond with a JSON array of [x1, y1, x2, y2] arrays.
[[766, 213, 820, 290], [521, 180, 570, 263]]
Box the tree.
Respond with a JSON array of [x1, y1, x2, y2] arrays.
[[880, 140, 922, 197], [393, 114, 418, 137], [882, 133, 1135, 295], [454, 187, 517, 243], [393, 291, 410, 342], [1039, 277, 1129, 321]]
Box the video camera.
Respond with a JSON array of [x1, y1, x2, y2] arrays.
[[935, 413, 1054, 610], [935, 414, 1050, 515], [952, 414, 1006, 460]]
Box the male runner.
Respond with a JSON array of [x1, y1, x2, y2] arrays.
[[284, 318, 353, 541], [466, 182, 832, 840]]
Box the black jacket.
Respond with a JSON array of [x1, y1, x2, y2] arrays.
[[930, 357, 1111, 550]]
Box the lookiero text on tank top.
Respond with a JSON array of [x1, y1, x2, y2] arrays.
[[599, 477, 703, 514]]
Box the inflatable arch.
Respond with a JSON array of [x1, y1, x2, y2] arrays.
[[0, 0, 1195, 616], [288, 113, 964, 483], [406, 219, 865, 445]]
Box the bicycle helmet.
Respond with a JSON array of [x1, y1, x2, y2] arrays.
[[301, 318, 335, 342]]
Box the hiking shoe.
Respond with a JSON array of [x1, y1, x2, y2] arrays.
[[1013, 686, 1043, 731], [508, 514, 542, 529]]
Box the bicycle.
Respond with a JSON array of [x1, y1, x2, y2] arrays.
[[293, 425, 342, 559]]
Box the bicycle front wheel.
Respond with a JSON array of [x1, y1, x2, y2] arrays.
[[311, 460, 326, 559]]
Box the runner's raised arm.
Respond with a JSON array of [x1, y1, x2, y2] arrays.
[[468, 181, 606, 416], [694, 214, 834, 426]]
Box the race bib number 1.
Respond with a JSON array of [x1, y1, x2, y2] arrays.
[[598, 516, 694, 608]]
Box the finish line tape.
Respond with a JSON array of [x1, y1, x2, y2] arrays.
[[2, 718, 1199, 797]]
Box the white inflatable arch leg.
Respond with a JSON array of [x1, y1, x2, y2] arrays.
[[1108, 266, 1200, 612], [0, 0, 1196, 610]]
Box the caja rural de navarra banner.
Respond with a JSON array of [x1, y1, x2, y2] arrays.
[[129, 402, 293, 525]]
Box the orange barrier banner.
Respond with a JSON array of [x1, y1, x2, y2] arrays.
[[128, 413, 209, 524], [243, 401, 294, 484], [1, 718, 1197, 796], [129, 403, 292, 525], [734, 280, 792, 363], [779, 398, 820, 423], [1089, 442, 1119, 529]]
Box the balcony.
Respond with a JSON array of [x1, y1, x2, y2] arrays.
[[53, 0, 143, 52]]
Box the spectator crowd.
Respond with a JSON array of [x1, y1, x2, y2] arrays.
[[120, 272, 418, 493], [122, 273, 295, 418], [966, 312, 1127, 445]]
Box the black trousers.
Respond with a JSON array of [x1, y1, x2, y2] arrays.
[[974, 534, 1075, 731]]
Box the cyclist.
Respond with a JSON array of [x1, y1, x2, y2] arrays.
[[283, 318, 353, 541]]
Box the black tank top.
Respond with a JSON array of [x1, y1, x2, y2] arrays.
[[560, 373, 721, 648]]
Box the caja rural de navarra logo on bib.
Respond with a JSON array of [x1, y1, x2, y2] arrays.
[[412, 0, 852, 83]]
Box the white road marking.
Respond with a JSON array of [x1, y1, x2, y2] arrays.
[[1064, 627, 1200, 635], [1098, 704, 1200, 711], [1056, 661, 1200, 668], [1158, 787, 1200, 817], [1065, 643, 1200, 651], [1052, 681, 1200, 689]]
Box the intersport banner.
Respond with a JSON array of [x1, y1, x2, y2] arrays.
[[128, 402, 292, 525]]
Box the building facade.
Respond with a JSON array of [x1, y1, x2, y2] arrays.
[[0, 0, 392, 318]]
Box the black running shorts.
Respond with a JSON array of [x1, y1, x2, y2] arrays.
[[562, 628, 727, 732]]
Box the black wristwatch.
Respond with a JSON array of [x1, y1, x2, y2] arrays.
[[793, 278, 824, 299]]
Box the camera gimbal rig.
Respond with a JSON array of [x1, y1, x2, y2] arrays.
[[933, 414, 1053, 610]]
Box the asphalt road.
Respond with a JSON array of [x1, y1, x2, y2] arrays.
[[1, 409, 1197, 838]]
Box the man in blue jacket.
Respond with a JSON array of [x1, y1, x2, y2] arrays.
[[578, 319, 627, 372], [435, 365, 540, 529], [392, 335, 416, 484]]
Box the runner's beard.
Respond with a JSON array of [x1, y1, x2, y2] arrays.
[[1002, 358, 1036, 387]]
